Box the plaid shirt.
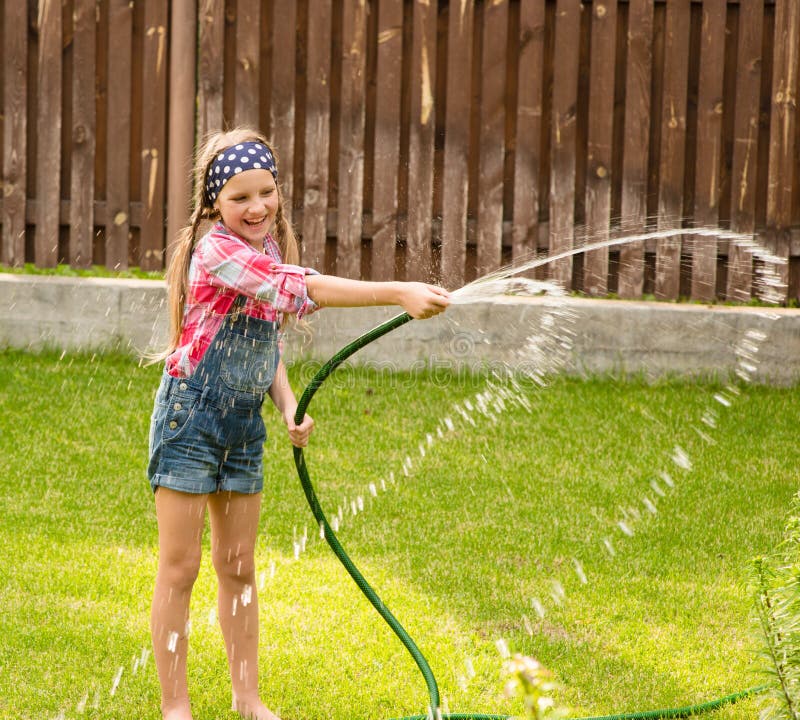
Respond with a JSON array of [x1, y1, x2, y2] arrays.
[[166, 222, 318, 378]]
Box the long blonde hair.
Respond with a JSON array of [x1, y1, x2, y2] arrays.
[[164, 127, 300, 354]]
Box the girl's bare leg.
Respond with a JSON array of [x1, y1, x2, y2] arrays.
[[151, 488, 208, 720], [208, 491, 280, 720]]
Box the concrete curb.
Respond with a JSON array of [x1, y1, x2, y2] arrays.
[[2, 274, 798, 384]]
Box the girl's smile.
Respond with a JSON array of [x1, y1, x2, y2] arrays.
[[215, 169, 280, 247]]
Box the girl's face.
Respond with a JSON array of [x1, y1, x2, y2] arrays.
[[214, 169, 280, 247]]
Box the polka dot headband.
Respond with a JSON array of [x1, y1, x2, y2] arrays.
[[205, 141, 278, 204]]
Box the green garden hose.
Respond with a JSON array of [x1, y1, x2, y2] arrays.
[[291, 311, 767, 720]]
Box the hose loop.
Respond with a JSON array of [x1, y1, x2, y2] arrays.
[[292, 312, 767, 720]]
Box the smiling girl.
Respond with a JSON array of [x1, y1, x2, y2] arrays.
[[147, 127, 449, 720]]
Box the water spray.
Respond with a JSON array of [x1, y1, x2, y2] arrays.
[[292, 229, 780, 719]]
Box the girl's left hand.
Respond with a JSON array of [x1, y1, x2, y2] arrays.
[[285, 411, 315, 447]]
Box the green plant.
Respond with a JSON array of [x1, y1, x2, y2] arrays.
[[753, 494, 800, 720], [503, 655, 570, 720]]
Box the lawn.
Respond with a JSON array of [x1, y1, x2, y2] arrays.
[[0, 348, 796, 720]]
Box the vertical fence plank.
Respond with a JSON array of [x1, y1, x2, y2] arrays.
[[727, 0, 763, 301], [140, 0, 168, 270], [475, 0, 508, 278], [235, 0, 260, 127], [35, 0, 62, 268], [371, 0, 403, 280], [105, 0, 132, 269], [618, 0, 653, 297], [2, 0, 27, 266], [690, 0, 726, 301], [69, 0, 96, 268], [302, 0, 332, 270], [166, 0, 196, 260], [198, 0, 225, 139], [654, 0, 690, 299], [584, 0, 617, 295], [765, 0, 799, 302], [441, 0, 474, 289], [767, 0, 799, 228], [270, 0, 297, 224], [512, 0, 544, 268], [336, 0, 367, 279], [69, 0, 97, 267], [549, 0, 580, 287], [406, 0, 436, 282]]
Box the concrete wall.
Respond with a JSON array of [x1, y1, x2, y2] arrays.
[[2, 274, 799, 384]]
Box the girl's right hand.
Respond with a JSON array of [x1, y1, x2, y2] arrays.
[[399, 282, 451, 320]]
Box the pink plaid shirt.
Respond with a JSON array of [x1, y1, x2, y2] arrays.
[[166, 222, 318, 378]]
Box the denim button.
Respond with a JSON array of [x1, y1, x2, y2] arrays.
[[179, 382, 188, 390], [169, 421, 178, 430], [174, 402, 182, 411]]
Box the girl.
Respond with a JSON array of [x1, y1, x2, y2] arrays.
[[148, 127, 449, 720]]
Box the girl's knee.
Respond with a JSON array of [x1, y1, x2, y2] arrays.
[[158, 548, 202, 590], [212, 544, 255, 584]]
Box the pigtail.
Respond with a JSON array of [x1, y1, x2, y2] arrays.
[[164, 206, 207, 352], [273, 185, 300, 268]]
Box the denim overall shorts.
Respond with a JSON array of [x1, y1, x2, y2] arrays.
[[147, 300, 280, 495]]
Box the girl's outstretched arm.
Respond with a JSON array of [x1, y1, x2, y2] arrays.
[[305, 276, 450, 319]]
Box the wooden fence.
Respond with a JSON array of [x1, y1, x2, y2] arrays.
[[1, 0, 799, 302]]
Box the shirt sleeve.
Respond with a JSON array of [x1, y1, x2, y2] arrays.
[[201, 229, 319, 319]]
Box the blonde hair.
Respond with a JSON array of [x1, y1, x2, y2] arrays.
[[163, 127, 300, 354]]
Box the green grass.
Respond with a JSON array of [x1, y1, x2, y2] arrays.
[[0, 262, 164, 280], [0, 349, 797, 720]]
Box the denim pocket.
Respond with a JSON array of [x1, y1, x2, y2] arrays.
[[219, 331, 279, 393], [160, 389, 201, 444]]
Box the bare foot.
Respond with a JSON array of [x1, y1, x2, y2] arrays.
[[162, 703, 193, 720], [233, 695, 282, 720]]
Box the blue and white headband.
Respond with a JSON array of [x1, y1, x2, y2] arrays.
[[205, 141, 278, 204]]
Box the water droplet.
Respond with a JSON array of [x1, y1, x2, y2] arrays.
[[671, 445, 692, 470], [618, 521, 634, 537], [701, 410, 718, 428], [550, 579, 566, 604], [522, 614, 535, 635], [110, 666, 123, 696], [531, 597, 546, 618], [572, 558, 588, 584], [713, 393, 732, 407], [495, 638, 510, 658], [167, 631, 179, 653], [694, 427, 715, 445], [76, 692, 88, 713]]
